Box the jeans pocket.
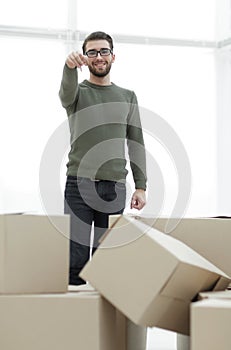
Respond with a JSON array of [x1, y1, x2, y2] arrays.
[[115, 182, 126, 190]]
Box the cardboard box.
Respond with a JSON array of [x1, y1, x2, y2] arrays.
[[0, 287, 126, 350], [191, 298, 231, 350], [80, 215, 230, 335], [70, 285, 147, 350], [0, 214, 70, 294], [126, 320, 147, 350], [134, 215, 231, 277], [181, 290, 231, 350]]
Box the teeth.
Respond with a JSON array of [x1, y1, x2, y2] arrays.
[[95, 62, 105, 66]]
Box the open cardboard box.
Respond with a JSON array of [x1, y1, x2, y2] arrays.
[[80, 215, 230, 335]]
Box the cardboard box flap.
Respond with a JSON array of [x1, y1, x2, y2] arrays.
[[138, 294, 175, 326], [136, 215, 231, 239], [99, 215, 151, 248], [136, 215, 231, 227], [160, 263, 223, 301], [155, 297, 189, 335], [212, 276, 231, 291], [133, 219, 230, 279], [199, 290, 231, 300], [138, 294, 190, 334]]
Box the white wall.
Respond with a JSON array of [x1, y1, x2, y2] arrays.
[[0, 37, 66, 213], [0, 0, 221, 217], [214, 0, 231, 214], [215, 48, 231, 213]]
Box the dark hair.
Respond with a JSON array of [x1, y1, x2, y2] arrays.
[[82, 31, 114, 54]]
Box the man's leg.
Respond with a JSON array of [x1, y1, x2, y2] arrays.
[[64, 176, 93, 285], [92, 180, 126, 251]]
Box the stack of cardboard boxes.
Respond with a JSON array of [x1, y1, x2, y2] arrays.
[[0, 214, 127, 350], [1, 213, 230, 349]]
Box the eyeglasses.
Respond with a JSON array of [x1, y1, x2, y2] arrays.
[[85, 48, 113, 58]]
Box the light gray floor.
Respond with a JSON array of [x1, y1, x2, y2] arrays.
[[147, 328, 176, 350]]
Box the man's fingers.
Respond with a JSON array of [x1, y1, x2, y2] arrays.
[[130, 198, 141, 210], [79, 53, 88, 66], [66, 52, 88, 69], [71, 52, 84, 69], [130, 190, 146, 210]]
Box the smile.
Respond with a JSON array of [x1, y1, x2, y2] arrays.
[[94, 62, 106, 68]]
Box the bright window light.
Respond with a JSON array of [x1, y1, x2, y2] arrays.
[[77, 0, 216, 40], [0, 0, 68, 27]]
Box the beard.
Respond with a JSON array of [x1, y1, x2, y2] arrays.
[[88, 61, 112, 78]]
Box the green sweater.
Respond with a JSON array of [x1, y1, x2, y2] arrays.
[[59, 64, 147, 190]]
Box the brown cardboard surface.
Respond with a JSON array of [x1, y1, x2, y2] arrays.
[[68, 284, 147, 350], [199, 289, 231, 300], [0, 290, 126, 350], [80, 215, 230, 335], [191, 299, 231, 350], [0, 214, 70, 294], [136, 215, 231, 277], [127, 319, 147, 350]]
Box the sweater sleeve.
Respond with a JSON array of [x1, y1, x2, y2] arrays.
[[59, 64, 79, 112], [127, 92, 147, 190]]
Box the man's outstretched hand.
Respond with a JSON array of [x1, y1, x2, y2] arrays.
[[65, 52, 88, 70]]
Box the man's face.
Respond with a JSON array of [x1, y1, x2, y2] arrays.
[[85, 40, 115, 78]]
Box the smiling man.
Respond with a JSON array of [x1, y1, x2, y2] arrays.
[[59, 31, 147, 286], [84, 44, 114, 79]]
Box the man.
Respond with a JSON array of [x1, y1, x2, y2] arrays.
[[59, 31, 147, 285]]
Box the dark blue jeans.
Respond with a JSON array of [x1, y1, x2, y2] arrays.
[[64, 176, 126, 285]]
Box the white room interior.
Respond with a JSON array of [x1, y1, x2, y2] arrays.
[[0, 1, 231, 349]]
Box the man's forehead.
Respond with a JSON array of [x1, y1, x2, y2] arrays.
[[85, 39, 110, 50]]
